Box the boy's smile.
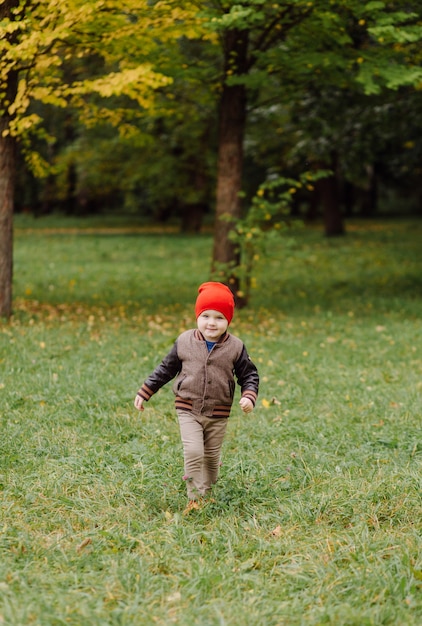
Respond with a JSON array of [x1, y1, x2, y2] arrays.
[[197, 309, 229, 342]]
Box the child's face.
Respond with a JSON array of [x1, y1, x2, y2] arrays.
[[197, 309, 229, 342]]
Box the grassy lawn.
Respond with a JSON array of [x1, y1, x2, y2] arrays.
[[1, 217, 421, 625]]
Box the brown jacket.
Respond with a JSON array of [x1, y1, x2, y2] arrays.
[[138, 329, 259, 418]]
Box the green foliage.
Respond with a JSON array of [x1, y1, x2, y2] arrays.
[[4, 0, 422, 217], [214, 170, 331, 302], [3, 0, 422, 221], [1, 219, 421, 624], [8, 1, 218, 214], [0, 0, 202, 137]]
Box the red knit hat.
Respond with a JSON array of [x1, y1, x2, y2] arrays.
[[195, 282, 235, 324]]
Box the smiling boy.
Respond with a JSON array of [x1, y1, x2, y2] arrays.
[[134, 282, 259, 512]]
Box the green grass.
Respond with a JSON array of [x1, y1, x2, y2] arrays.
[[1, 217, 421, 625]]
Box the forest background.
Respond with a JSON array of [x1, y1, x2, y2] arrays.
[[1, 0, 422, 318]]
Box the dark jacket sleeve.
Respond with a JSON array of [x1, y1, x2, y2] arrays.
[[137, 342, 181, 401], [234, 345, 259, 406]]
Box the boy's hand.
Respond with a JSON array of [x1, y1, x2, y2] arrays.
[[239, 397, 253, 413], [134, 394, 145, 411]]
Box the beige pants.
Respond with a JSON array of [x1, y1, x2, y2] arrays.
[[177, 410, 228, 500]]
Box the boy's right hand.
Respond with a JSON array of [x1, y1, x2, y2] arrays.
[[134, 394, 145, 411]]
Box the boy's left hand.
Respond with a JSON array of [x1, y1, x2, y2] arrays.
[[239, 397, 254, 413]]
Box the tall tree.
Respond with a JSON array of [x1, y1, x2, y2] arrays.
[[204, 0, 422, 291], [0, 0, 198, 317], [205, 2, 313, 298]]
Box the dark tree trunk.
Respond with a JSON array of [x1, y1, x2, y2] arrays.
[[306, 186, 321, 221], [0, 0, 20, 318], [320, 153, 345, 237], [359, 164, 378, 217], [342, 180, 355, 217], [0, 128, 16, 319], [63, 113, 78, 214], [181, 146, 209, 233], [212, 30, 248, 304], [181, 202, 206, 234]]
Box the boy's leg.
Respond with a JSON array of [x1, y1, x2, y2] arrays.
[[177, 411, 206, 500], [203, 416, 228, 495]]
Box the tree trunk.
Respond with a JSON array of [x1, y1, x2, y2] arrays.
[[0, 0, 20, 318], [320, 153, 345, 237], [212, 30, 248, 302], [181, 202, 206, 234], [359, 163, 378, 217], [181, 138, 209, 233], [0, 126, 16, 319]]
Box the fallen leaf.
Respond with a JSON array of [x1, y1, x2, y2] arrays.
[[270, 525, 282, 537], [166, 591, 181, 603], [76, 537, 92, 553], [372, 420, 384, 427]]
